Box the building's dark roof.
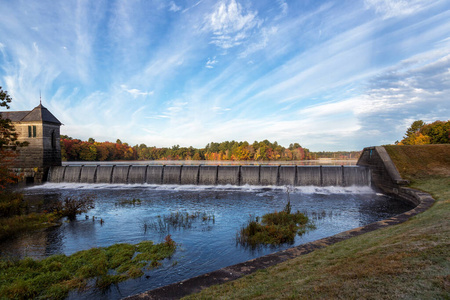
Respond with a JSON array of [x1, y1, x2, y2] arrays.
[[0, 104, 62, 125], [0, 111, 29, 121]]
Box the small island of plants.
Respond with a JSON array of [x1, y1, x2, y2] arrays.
[[237, 200, 314, 248]]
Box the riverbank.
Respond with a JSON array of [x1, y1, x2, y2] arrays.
[[182, 145, 449, 299]]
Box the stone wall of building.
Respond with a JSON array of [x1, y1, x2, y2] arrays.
[[9, 121, 61, 183]]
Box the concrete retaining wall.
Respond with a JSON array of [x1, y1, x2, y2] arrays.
[[357, 146, 410, 199]]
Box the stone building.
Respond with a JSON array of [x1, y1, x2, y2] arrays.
[[0, 103, 62, 182]]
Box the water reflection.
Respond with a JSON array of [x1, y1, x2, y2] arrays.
[[0, 184, 414, 299]]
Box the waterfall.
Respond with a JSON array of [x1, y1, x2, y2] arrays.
[[48, 164, 371, 186], [128, 166, 147, 184], [297, 166, 321, 186], [49, 166, 66, 183], [80, 166, 97, 183], [322, 166, 343, 187], [279, 166, 296, 186], [181, 166, 200, 185], [260, 166, 278, 185], [96, 166, 114, 183], [112, 166, 130, 184], [162, 166, 182, 185], [217, 166, 240, 185], [198, 166, 218, 185], [63, 166, 82, 183], [146, 166, 164, 184]]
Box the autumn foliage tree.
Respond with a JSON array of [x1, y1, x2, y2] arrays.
[[60, 138, 138, 161], [397, 120, 450, 145], [0, 87, 28, 190]]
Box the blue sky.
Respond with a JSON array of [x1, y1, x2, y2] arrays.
[[0, 0, 449, 151]]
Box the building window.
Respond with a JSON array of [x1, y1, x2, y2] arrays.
[[28, 125, 37, 138], [51, 131, 56, 149]]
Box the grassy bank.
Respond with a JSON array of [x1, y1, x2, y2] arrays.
[[184, 145, 450, 299]]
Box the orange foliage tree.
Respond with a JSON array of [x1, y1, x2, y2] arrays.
[[0, 87, 28, 190]]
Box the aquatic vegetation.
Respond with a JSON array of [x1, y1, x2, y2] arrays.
[[115, 198, 142, 206], [144, 211, 215, 233], [237, 201, 314, 247], [0, 236, 176, 299]]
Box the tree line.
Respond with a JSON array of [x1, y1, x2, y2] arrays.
[[396, 120, 450, 145], [60, 137, 315, 161], [60, 137, 364, 162]]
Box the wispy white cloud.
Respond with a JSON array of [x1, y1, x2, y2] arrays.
[[273, 0, 288, 21], [120, 85, 154, 98], [239, 26, 278, 58], [205, 0, 261, 49], [364, 0, 428, 19], [205, 56, 218, 68], [212, 106, 231, 113], [169, 1, 181, 12]]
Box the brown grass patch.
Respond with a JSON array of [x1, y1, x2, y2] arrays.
[[384, 144, 450, 178]]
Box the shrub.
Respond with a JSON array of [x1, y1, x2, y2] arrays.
[[0, 191, 27, 218], [50, 196, 95, 220]]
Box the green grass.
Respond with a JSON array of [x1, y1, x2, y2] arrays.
[[183, 145, 450, 299], [0, 236, 176, 299]]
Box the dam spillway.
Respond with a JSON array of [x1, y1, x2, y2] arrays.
[[48, 165, 371, 187]]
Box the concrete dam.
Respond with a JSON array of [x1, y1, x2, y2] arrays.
[[49, 165, 371, 187]]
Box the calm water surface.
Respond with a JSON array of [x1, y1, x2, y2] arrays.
[[1, 183, 413, 299]]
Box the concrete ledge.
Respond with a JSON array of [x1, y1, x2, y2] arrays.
[[125, 188, 435, 300]]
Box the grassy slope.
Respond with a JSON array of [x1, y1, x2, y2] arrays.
[[184, 145, 450, 299]]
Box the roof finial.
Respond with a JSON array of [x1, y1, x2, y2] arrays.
[[40, 90, 42, 105]]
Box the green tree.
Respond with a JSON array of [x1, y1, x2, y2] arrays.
[[421, 121, 450, 144]]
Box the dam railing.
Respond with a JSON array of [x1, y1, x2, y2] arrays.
[[48, 165, 371, 187]]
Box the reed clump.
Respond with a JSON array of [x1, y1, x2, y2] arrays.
[[115, 198, 142, 206], [146, 211, 215, 233]]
